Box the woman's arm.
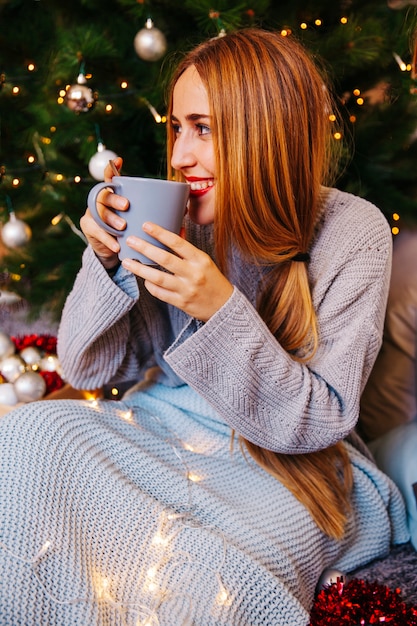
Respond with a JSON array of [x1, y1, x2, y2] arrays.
[[164, 195, 393, 454]]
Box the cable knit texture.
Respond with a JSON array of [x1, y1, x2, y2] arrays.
[[0, 188, 409, 625]]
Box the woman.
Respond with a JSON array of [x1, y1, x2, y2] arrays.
[[0, 29, 409, 625]]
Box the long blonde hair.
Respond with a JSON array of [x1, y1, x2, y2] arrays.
[[167, 29, 352, 539]]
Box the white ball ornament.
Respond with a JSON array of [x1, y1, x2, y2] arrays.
[[0, 382, 18, 406], [40, 354, 61, 375], [1, 211, 32, 248], [0, 331, 15, 360], [14, 371, 46, 402], [0, 355, 26, 383], [134, 18, 167, 62], [88, 142, 118, 181], [20, 346, 43, 368]]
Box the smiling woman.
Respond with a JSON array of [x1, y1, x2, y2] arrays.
[[0, 28, 409, 625]]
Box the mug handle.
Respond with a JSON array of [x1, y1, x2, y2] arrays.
[[87, 182, 121, 236]]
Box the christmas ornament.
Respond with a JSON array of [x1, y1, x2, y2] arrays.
[[14, 370, 47, 402], [0, 355, 26, 383], [316, 568, 346, 592], [40, 354, 61, 375], [65, 69, 95, 113], [20, 346, 43, 368], [0, 382, 18, 406], [134, 18, 167, 62], [0, 334, 65, 407], [1, 211, 32, 248], [89, 142, 118, 181], [0, 331, 15, 360]]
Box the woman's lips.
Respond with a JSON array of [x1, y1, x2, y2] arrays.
[[186, 178, 214, 197]]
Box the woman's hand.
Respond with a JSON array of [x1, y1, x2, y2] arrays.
[[80, 157, 128, 269], [121, 222, 234, 321]]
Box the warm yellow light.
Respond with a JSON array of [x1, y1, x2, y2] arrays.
[[120, 81, 128, 89], [74, 175, 81, 183], [392, 213, 400, 221], [111, 387, 119, 396], [56, 174, 63, 181], [105, 104, 113, 112], [340, 16, 348, 24], [42, 137, 51, 144], [353, 88, 361, 96], [349, 115, 357, 123], [12, 86, 20, 95], [12, 178, 20, 186], [161, 115, 167, 123], [281, 29, 289, 37], [315, 19, 322, 26], [152, 533, 169, 546], [27, 63, 35, 72], [57, 96, 64, 104], [300, 22, 307, 30], [328, 114, 336, 122], [59, 89, 66, 97], [356, 97, 364, 105], [27, 155, 35, 163], [392, 226, 400, 235], [187, 472, 203, 483], [333, 132, 342, 140]]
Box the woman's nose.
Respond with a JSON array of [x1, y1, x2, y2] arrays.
[[170, 135, 197, 171]]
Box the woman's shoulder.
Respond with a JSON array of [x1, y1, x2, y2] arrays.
[[321, 187, 390, 230], [315, 187, 392, 252]]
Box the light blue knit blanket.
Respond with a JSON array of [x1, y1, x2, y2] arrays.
[[0, 383, 409, 625]]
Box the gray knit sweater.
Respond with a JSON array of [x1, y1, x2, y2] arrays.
[[0, 188, 408, 625], [58, 187, 392, 453]]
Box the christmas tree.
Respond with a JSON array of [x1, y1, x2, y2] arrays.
[[1, 0, 417, 319]]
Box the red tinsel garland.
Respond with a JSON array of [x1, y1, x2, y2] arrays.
[[11, 333, 57, 354], [309, 578, 417, 625]]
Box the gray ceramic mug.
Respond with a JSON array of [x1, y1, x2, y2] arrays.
[[87, 176, 189, 264]]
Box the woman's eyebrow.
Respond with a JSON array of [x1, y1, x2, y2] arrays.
[[171, 113, 211, 122]]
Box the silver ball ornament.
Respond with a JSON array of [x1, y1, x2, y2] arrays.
[[316, 568, 347, 593], [0, 355, 26, 383], [134, 19, 167, 62], [14, 370, 46, 402], [88, 142, 118, 181], [1, 211, 32, 248], [0, 332, 15, 360]]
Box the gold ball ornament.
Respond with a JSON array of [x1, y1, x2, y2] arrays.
[[134, 18, 167, 62], [1, 211, 32, 248], [65, 72, 96, 113]]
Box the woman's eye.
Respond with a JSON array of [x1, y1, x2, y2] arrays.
[[196, 124, 211, 136], [171, 123, 181, 135]]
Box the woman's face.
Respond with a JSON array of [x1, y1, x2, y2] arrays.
[[171, 65, 216, 225]]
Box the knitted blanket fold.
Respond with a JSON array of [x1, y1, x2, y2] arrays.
[[0, 383, 409, 625]]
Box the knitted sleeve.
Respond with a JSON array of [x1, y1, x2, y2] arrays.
[[57, 245, 153, 389], [164, 191, 393, 454]]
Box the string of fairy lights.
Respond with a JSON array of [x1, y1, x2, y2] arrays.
[[0, 10, 415, 249], [0, 395, 234, 625]]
